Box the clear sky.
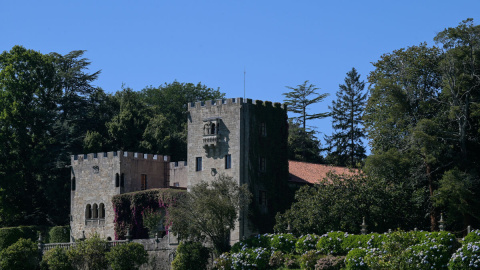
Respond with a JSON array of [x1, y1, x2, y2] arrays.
[[2, 0, 479, 151]]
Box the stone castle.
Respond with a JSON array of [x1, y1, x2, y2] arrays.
[[70, 98, 290, 243]]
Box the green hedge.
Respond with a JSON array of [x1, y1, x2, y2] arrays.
[[0, 226, 47, 251], [48, 226, 70, 243]]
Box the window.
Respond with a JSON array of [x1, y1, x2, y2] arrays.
[[92, 204, 98, 219], [225, 154, 231, 169], [120, 173, 125, 187], [259, 190, 267, 206], [174, 182, 180, 187], [83, 154, 88, 159], [175, 161, 179, 167], [71, 177, 76, 191], [259, 157, 266, 172], [211, 123, 216, 135], [93, 153, 98, 158], [74, 155, 78, 160], [141, 174, 147, 190], [260, 122, 267, 137], [103, 152, 108, 157], [85, 204, 92, 219], [113, 151, 118, 157], [115, 173, 119, 187], [99, 203, 105, 219], [196, 157, 202, 171]]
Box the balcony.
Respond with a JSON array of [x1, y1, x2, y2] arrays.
[[203, 134, 219, 147]]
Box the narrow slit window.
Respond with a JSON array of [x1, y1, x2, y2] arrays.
[[72, 177, 76, 191], [141, 174, 147, 190], [196, 157, 202, 171], [99, 203, 105, 219], [85, 204, 92, 219], [225, 154, 231, 169], [115, 173, 119, 187]]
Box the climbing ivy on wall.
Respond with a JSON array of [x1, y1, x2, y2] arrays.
[[112, 188, 186, 240], [247, 100, 290, 233]]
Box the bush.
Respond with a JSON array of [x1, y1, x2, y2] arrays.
[[171, 241, 210, 270], [48, 226, 70, 243], [40, 246, 73, 270], [314, 255, 345, 270], [344, 248, 368, 270], [230, 234, 271, 253], [0, 238, 39, 270], [400, 242, 450, 269], [448, 241, 480, 269], [270, 233, 297, 253], [67, 234, 108, 270], [415, 231, 458, 252], [463, 230, 480, 244], [216, 247, 271, 270], [106, 242, 148, 270], [0, 226, 43, 250], [296, 234, 320, 254], [317, 232, 348, 255], [299, 250, 322, 270]]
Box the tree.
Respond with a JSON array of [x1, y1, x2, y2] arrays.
[[0, 46, 100, 226], [325, 68, 367, 167], [287, 119, 323, 163], [167, 174, 251, 254], [283, 81, 329, 161], [67, 234, 108, 270], [0, 238, 39, 270], [106, 242, 149, 270]]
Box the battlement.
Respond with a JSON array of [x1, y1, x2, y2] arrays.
[[71, 151, 170, 164], [170, 161, 188, 169], [187, 97, 287, 111]]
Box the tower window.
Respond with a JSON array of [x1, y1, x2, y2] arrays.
[[99, 203, 105, 219], [211, 123, 216, 135], [196, 157, 202, 171], [92, 204, 98, 219], [85, 204, 92, 219], [72, 177, 76, 191], [259, 190, 267, 206], [141, 174, 147, 190], [260, 122, 267, 137], [115, 173, 119, 187], [259, 157, 266, 172], [225, 154, 231, 169]]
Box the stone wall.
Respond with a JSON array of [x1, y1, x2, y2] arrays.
[[169, 161, 188, 188], [70, 151, 170, 242]]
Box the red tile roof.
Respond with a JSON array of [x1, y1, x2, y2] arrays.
[[288, 160, 358, 185]]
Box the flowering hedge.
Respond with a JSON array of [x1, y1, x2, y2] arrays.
[[112, 188, 186, 240]]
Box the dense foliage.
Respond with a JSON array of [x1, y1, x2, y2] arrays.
[[0, 238, 39, 270], [105, 242, 149, 270], [167, 174, 251, 254], [112, 188, 186, 240], [171, 241, 210, 270]]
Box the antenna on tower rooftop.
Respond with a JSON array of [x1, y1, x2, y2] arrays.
[[243, 67, 246, 101]]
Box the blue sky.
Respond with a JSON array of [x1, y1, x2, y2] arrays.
[[2, 1, 479, 152]]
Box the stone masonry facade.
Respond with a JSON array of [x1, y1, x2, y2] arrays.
[[70, 97, 289, 245]]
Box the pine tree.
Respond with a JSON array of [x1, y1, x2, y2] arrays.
[[326, 68, 367, 167], [283, 80, 329, 162]]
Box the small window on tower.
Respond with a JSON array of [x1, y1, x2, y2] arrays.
[[72, 177, 76, 191], [120, 173, 125, 187], [260, 122, 267, 137], [259, 157, 266, 172], [141, 174, 147, 190], [115, 173, 119, 187], [259, 190, 267, 206], [225, 154, 231, 169], [196, 157, 202, 171]]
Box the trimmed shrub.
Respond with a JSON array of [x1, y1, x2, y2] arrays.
[[463, 230, 480, 244], [317, 232, 348, 255], [400, 242, 450, 269], [0, 238, 39, 270], [217, 247, 271, 270], [299, 250, 322, 270], [67, 234, 108, 270], [270, 233, 297, 253], [106, 242, 148, 270], [0, 225, 45, 250], [48, 226, 70, 243], [448, 241, 480, 269], [345, 248, 368, 270], [315, 255, 345, 270], [231, 234, 271, 253], [415, 231, 458, 252], [40, 246, 73, 270], [214, 252, 233, 270], [296, 234, 320, 254], [171, 241, 210, 270]]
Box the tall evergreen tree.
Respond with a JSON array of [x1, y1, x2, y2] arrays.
[[283, 81, 328, 162], [326, 68, 367, 167]]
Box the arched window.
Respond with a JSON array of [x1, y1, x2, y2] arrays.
[[85, 204, 92, 219], [211, 123, 216, 135], [72, 177, 76, 191], [120, 173, 125, 187], [99, 203, 105, 219], [115, 173, 119, 187], [93, 204, 98, 219]]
